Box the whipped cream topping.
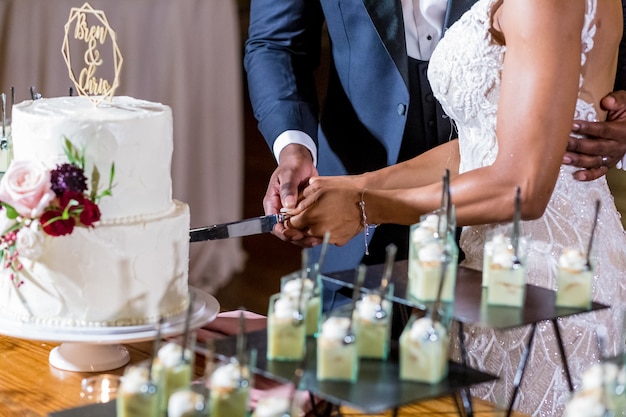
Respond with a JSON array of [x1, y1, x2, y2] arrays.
[[411, 214, 439, 245], [559, 247, 587, 272], [484, 233, 511, 255], [253, 397, 290, 417], [418, 241, 444, 263], [320, 316, 350, 340], [357, 294, 390, 321], [211, 362, 242, 389], [282, 277, 314, 300], [564, 362, 626, 417], [158, 341, 192, 368], [273, 295, 298, 319], [409, 317, 446, 341], [490, 244, 515, 269], [168, 390, 205, 417], [121, 365, 150, 393]]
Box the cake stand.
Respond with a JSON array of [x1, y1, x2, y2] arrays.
[[0, 286, 219, 372]]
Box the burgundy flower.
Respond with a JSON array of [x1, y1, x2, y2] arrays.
[[40, 210, 75, 237], [59, 191, 85, 212], [50, 163, 87, 197], [79, 199, 101, 226]]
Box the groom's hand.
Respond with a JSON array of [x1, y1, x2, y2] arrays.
[[563, 91, 626, 181]]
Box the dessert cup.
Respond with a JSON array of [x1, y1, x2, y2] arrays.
[[208, 358, 252, 417], [281, 270, 321, 337], [266, 292, 307, 361], [251, 396, 292, 417], [153, 335, 196, 415], [408, 232, 458, 304], [486, 231, 528, 307], [399, 315, 450, 384], [116, 362, 159, 417], [482, 231, 512, 288], [316, 309, 358, 382], [555, 247, 594, 309], [353, 287, 393, 360], [167, 388, 206, 417]]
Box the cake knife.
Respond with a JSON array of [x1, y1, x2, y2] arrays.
[[189, 213, 290, 242]]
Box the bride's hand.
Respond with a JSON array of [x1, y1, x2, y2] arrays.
[[284, 176, 365, 246]]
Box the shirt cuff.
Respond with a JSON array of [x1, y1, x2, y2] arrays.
[[273, 130, 318, 167], [617, 157, 625, 170]]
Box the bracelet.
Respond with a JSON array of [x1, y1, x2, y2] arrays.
[[358, 189, 377, 256]]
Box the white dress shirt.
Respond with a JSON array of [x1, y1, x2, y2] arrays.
[[274, 0, 449, 164]]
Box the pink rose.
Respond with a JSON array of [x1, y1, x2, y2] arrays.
[[0, 161, 56, 218]]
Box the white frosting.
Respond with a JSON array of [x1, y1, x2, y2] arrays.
[[158, 342, 192, 368], [121, 366, 150, 393], [409, 317, 446, 341], [168, 390, 205, 417], [484, 233, 510, 255], [253, 397, 290, 417], [0, 96, 189, 327], [211, 362, 242, 389], [11, 96, 173, 220], [282, 277, 314, 300], [491, 244, 515, 269], [559, 247, 587, 272], [320, 316, 350, 340], [411, 215, 439, 244], [357, 294, 390, 321], [418, 241, 443, 263], [273, 295, 297, 319]]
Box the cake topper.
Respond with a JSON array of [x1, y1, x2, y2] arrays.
[[62, 2, 123, 105]]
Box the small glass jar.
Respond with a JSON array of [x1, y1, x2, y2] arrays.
[[486, 233, 528, 307], [352, 286, 394, 360], [116, 362, 160, 417], [408, 232, 458, 304], [316, 308, 358, 382], [399, 314, 451, 384], [153, 335, 196, 415], [555, 247, 594, 309], [280, 268, 321, 337], [266, 292, 307, 361], [208, 358, 251, 417]]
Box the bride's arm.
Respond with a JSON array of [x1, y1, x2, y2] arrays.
[[288, 0, 589, 244]]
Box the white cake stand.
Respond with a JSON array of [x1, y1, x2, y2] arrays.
[[0, 287, 219, 372]]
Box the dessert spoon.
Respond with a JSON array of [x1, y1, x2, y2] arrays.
[[343, 264, 366, 345], [585, 200, 601, 271], [511, 186, 522, 270], [292, 250, 308, 326], [375, 243, 397, 320], [180, 290, 196, 364]]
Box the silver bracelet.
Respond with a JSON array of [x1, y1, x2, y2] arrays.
[[358, 189, 377, 255]]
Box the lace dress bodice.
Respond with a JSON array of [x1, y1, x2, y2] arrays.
[[427, 1, 626, 415]]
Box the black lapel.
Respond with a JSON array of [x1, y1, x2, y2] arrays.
[[443, 0, 479, 32], [363, 0, 409, 88]]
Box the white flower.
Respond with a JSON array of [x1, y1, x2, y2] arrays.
[[16, 220, 44, 260]]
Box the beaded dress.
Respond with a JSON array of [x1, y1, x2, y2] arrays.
[[428, 0, 626, 415]]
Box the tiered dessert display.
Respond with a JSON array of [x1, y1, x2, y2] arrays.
[[0, 3, 219, 372]]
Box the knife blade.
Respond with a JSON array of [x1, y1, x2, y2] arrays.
[[189, 213, 290, 242]]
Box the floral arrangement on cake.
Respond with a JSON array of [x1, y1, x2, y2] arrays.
[[0, 138, 114, 286]]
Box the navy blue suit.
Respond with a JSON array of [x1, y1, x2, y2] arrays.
[[244, 0, 477, 275]]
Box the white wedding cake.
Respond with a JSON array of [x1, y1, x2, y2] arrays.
[[0, 96, 190, 327]]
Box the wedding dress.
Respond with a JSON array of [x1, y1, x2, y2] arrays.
[[428, 0, 626, 415]]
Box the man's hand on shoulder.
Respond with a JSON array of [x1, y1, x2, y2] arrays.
[[564, 91, 626, 181]]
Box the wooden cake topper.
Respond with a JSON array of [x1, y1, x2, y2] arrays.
[[62, 3, 123, 105]]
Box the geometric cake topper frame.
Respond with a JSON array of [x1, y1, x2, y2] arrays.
[[62, 2, 123, 106]]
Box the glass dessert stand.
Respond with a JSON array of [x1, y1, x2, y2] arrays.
[[0, 286, 219, 372]]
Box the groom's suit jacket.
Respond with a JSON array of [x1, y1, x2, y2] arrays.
[[244, 0, 478, 273]]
